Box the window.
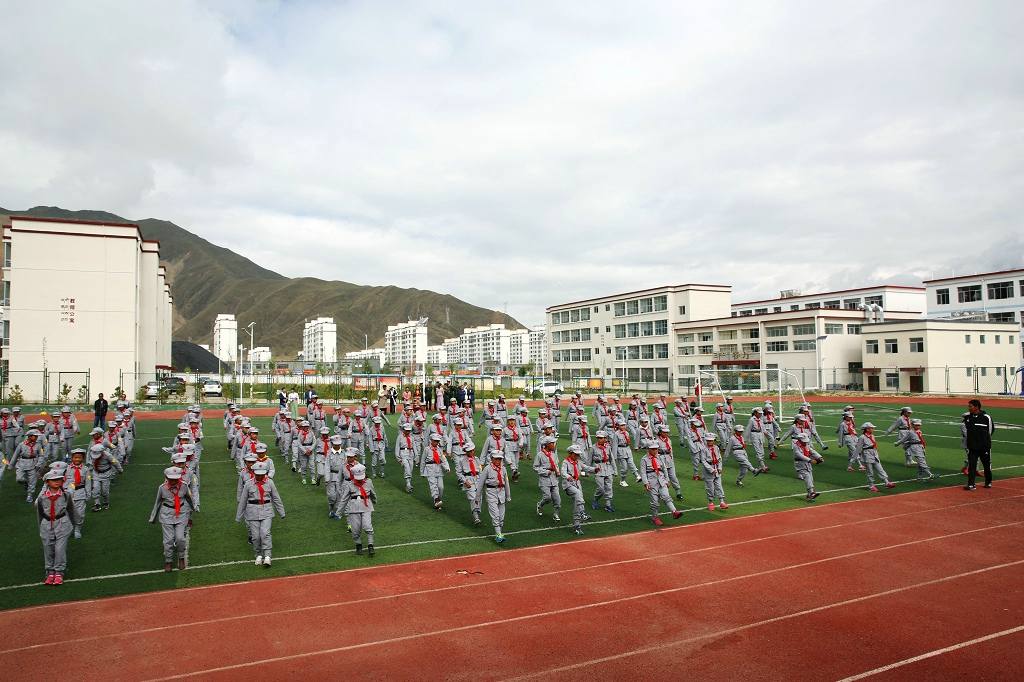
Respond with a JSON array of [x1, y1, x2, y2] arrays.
[[606, 347, 611, 354], [614, 302, 626, 317], [996, 367, 1003, 376], [790, 305, 800, 311], [627, 323, 639, 338], [718, 330, 737, 340], [804, 302, 821, 310], [742, 343, 760, 353], [792, 324, 815, 336], [766, 326, 788, 337], [843, 298, 861, 310], [698, 345, 714, 354], [884, 339, 898, 353], [866, 339, 879, 354], [698, 332, 713, 342], [615, 347, 626, 360], [745, 328, 760, 339], [885, 373, 899, 389], [0, 319, 8, 347], [640, 321, 654, 336], [640, 345, 654, 360], [738, 310, 752, 316], [966, 367, 973, 377], [1011, 336, 1016, 344], [766, 341, 789, 352], [793, 340, 816, 351], [996, 335, 1001, 344], [0, 280, 9, 306], [980, 367, 987, 377], [754, 308, 768, 314], [677, 333, 694, 343], [678, 365, 695, 374], [655, 344, 669, 359], [626, 300, 639, 315], [825, 323, 844, 335], [581, 349, 592, 361], [654, 320, 668, 335], [980, 335, 986, 344], [824, 300, 840, 309], [570, 309, 580, 323], [581, 328, 591, 341], [552, 350, 562, 362], [653, 295, 667, 311], [990, 312, 1015, 322], [639, 298, 653, 314], [718, 343, 739, 353], [1021, 281, 1024, 297], [626, 346, 640, 360], [2, 242, 10, 268], [678, 305, 686, 315], [655, 368, 669, 383], [909, 337, 924, 352], [773, 306, 782, 313], [958, 285, 982, 303], [865, 295, 883, 306], [987, 281, 1013, 300], [935, 288, 950, 305], [614, 324, 626, 339], [965, 334, 971, 344], [679, 346, 695, 356], [605, 304, 610, 311]]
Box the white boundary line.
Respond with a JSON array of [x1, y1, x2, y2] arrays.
[[141, 524, 1024, 681], [835, 625, 1024, 681], [1, 468, 1021, 596], [4, 492, 1018, 654]]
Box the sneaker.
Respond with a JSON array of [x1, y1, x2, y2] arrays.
[[164, 562, 173, 572], [103, 504, 110, 511], [822, 445, 829, 451], [433, 498, 443, 510], [718, 502, 729, 510], [473, 516, 482, 526], [405, 486, 413, 494], [604, 505, 615, 513], [355, 544, 363, 555], [964, 485, 976, 491], [263, 556, 271, 567], [582, 513, 592, 522], [707, 503, 715, 511], [847, 466, 855, 472], [984, 483, 992, 488], [753, 469, 761, 477], [810, 491, 820, 499], [536, 502, 543, 516], [735, 480, 744, 487], [178, 557, 186, 570], [619, 480, 629, 488], [368, 544, 375, 557], [301, 479, 307, 485], [92, 505, 101, 512], [652, 516, 664, 526], [769, 453, 777, 460], [255, 556, 264, 566], [692, 475, 701, 480], [869, 485, 879, 492], [52, 574, 63, 585], [553, 513, 561, 522], [858, 466, 866, 471], [26, 494, 33, 503], [885, 482, 896, 489], [73, 529, 82, 539], [44, 574, 55, 585], [676, 493, 684, 499], [761, 467, 770, 473], [591, 500, 599, 510], [574, 528, 584, 536], [672, 510, 683, 519], [635, 475, 642, 484], [495, 535, 506, 544]]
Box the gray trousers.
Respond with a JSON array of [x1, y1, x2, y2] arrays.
[[765, 432, 777, 455], [348, 511, 374, 545], [297, 453, 312, 478], [62, 436, 75, 458], [71, 496, 87, 532], [40, 518, 72, 573], [92, 477, 112, 505], [326, 481, 341, 511], [732, 452, 757, 483], [369, 443, 386, 472], [864, 459, 889, 486], [484, 487, 506, 534], [593, 474, 614, 504], [749, 434, 766, 468], [906, 445, 932, 478], [845, 438, 862, 468], [399, 454, 415, 488], [647, 481, 677, 517], [563, 484, 586, 529], [427, 475, 444, 501], [797, 467, 815, 492], [537, 482, 561, 511], [462, 480, 481, 518], [2, 435, 15, 459], [662, 459, 681, 492], [247, 518, 273, 557], [616, 452, 638, 478], [689, 447, 701, 477], [349, 433, 366, 460], [16, 463, 41, 496], [161, 521, 188, 561], [702, 471, 725, 502]]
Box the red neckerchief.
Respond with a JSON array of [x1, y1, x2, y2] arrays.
[[72, 464, 82, 487], [568, 457, 580, 480], [45, 487, 61, 522], [249, 439, 257, 453], [466, 452, 478, 475], [735, 434, 744, 448], [708, 444, 719, 467], [492, 435, 502, 453], [519, 414, 529, 428], [493, 461, 504, 487], [191, 425, 199, 438], [597, 443, 609, 462], [660, 435, 672, 452], [456, 429, 465, 446], [354, 479, 369, 506], [166, 480, 182, 517], [404, 433, 413, 450], [915, 428, 926, 447], [1, 416, 7, 429], [255, 477, 266, 504], [579, 426, 589, 442], [487, 406, 495, 417], [754, 416, 762, 430], [902, 415, 911, 428], [844, 421, 856, 436], [765, 413, 774, 423], [375, 425, 383, 440], [510, 424, 519, 439], [798, 441, 811, 458], [866, 433, 878, 450], [649, 452, 661, 473], [431, 445, 441, 465], [321, 437, 330, 456], [544, 449, 557, 473], [93, 435, 103, 446]]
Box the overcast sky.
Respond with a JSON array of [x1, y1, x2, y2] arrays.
[[2, 1, 1022, 324]]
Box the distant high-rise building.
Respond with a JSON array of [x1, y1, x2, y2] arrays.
[[212, 314, 238, 364], [303, 317, 337, 364], [385, 319, 428, 369]]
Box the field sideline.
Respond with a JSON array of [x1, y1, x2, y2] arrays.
[[1, 398, 1021, 611]]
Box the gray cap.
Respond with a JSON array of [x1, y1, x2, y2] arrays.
[[171, 453, 187, 464], [796, 433, 810, 442], [164, 467, 182, 480], [401, 423, 412, 431], [566, 444, 582, 456], [320, 427, 331, 435], [330, 434, 344, 445], [49, 461, 68, 472], [43, 469, 65, 481], [539, 436, 557, 448], [430, 433, 443, 441], [454, 418, 464, 426], [703, 433, 717, 441], [643, 439, 660, 449], [734, 424, 744, 432], [70, 447, 86, 456], [464, 441, 476, 451], [252, 463, 270, 476], [595, 430, 607, 439], [243, 454, 258, 463], [911, 418, 922, 426], [345, 448, 360, 458], [862, 422, 876, 429], [90, 427, 104, 436], [89, 443, 106, 454], [372, 416, 382, 424], [255, 443, 268, 454], [351, 463, 367, 481]]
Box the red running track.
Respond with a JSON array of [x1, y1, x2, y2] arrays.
[[1, 479, 1022, 681]]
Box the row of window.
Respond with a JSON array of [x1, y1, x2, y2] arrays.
[[550, 307, 591, 325], [550, 367, 671, 383], [613, 295, 668, 317], [936, 281, 1024, 305], [614, 344, 670, 360], [677, 323, 861, 343], [614, 319, 668, 338], [551, 348, 593, 362], [733, 295, 883, 317], [550, 327, 591, 344]]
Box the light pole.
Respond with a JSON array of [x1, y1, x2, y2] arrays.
[[815, 335, 828, 390], [238, 343, 244, 405], [244, 322, 256, 400]]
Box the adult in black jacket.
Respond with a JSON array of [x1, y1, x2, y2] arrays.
[[93, 393, 108, 430], [963, 399, 994, 490]]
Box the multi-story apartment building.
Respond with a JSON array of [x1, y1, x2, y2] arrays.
[[527, 325, 547, 372], [384, 319, 428, 370], [459, 324, 512, 367], [731, 285, 926, 317], [425, 343, 447, 367], [302, 317, 337, 364], [343, 347, 386, 369], [924, 268, 1024, 357], [212, 314, 238, 364], [546, 284, 732, 390], [509, 329, 528, 366]]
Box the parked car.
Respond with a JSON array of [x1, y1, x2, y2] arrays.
[[537, 381, 564, 397], [202, 379, 223, 397], [163, 376, 186, 395], [144, 381, 163, 398]]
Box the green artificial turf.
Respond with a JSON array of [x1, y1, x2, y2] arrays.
[[1, 400, 1021, 610]]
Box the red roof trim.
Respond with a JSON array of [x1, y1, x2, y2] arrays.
[[922, 268, 1024, 284], [733, 285, 925, 307], [10, 227, 137, 240], [12, 215, 140, 229]]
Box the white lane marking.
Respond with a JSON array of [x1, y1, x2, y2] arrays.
[[4, 492, 1018, 654], [835, 625, 1024, 681], [140, 524, 1024, 680], [1, 467, 1021, 596]]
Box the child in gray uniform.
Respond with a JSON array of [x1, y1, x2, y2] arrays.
[[9, 429, 46, 502], [792, 433, 822, 501], [839, 412, 864, 471], [396, 423, 419, 493], [476, 450, 511, 543], [65, 448, 91, 539], [88, 442, 122, 511], [898, 418, 934, 481], [236, 462, 285, 567], [588, 431, 616, 512], [700, 433, 729, 511], [728, 425, 760, 487], [639, 439, 683, 526], [560, 444, 597, 535], [419, 433, 451, 510], [533, 436, 562, 522], [149, 466, 196, 571], [36, 469, 81, 585], [858, 423, 896, 492], [455, 441, 483, 526], [338, 463, 377, 557], [368, 416, 388, 479]]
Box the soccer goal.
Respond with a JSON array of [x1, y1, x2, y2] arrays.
[[695, 367, 807, 419]]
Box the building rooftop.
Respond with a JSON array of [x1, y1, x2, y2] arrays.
[[733, 284, 924, 307], [673, 308, 924, 327], [547, 283, 731, 311], [922, 268, 1024, 284]]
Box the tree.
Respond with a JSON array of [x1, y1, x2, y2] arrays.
[[424, 363, 435, 377], [358, 360, 372, 375]]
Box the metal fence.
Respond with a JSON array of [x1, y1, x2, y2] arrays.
[[0, 370, 91, 405]]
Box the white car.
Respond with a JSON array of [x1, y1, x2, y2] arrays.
[[537, 381, 564, 397], [202, 379, 223, 397], [144, 381, 162, 398]]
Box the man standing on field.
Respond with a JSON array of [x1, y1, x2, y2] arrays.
[[963, 399, 994, 490]]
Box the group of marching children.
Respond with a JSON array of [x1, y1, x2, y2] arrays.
[[148, 406, 205, 572], [17, 402, 136, 586]]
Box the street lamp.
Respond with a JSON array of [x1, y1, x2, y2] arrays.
[[816, 335, 828, 390], [244, 322, 256, 400]]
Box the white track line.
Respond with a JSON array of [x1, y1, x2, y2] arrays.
[[141, 523, 1023, 681], [508, 559, 1024, 681], [835, 625, 1024, 681], [2, 467, 1021, 595], [4, 492, 1017, 655]]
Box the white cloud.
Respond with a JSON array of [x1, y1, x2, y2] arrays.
[[1, 0, 1022, 326]]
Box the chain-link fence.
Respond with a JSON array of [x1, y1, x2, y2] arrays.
[[0, 369, 91, 405]]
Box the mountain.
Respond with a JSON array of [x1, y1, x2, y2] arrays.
[[172, 340, 223, 373], [0, 205, 523, 358]]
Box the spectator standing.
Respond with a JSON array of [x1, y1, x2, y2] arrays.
[[93, 393, 109, 430], [288, 388, 299, 420], [467, 383, 476, 410], [963, 399, 994, 490], [278, 389, 287, 409], [388, 387, 397, 414]]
